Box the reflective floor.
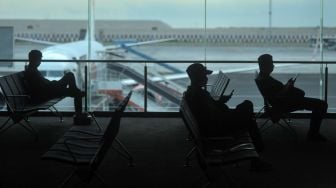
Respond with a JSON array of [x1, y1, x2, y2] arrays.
[[0, 116, 336, 188]]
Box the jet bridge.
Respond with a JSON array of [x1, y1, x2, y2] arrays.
[[106, 63, 182, 105]]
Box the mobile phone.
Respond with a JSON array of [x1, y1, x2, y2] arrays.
[[293, 74, 299, 82]]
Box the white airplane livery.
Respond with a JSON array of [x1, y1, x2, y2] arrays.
[[15, 0, 175, 81], [13, 0, 178, 111], [17, 0, 175, 69]]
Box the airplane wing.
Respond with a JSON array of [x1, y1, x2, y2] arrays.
[[15, 37, 60, 46], [97, 50, 125, 58], [104, 38, 176, 50]]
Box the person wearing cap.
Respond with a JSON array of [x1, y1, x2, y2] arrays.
[[24, 49, 85, 118], [257, 54, 328, 142], [185, 63, 272, 171]]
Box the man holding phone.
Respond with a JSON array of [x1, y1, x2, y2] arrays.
[[185, 63, 272, 171], [293, 74, 299, 82], [257, 54, 328, 142]]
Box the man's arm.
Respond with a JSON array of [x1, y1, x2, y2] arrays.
[[277, 78, 295, 96], [25, 68, 51, 89], [219, 90, 234, 103], [262, 76, 287, 98], [33, 69, 50, 85]]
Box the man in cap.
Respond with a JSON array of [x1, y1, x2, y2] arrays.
[[24, 49, 85, 123], [185, 63, 271, 171], [257, 54, 328, 142]]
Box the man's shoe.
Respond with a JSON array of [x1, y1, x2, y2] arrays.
[[250, 159, 273, 172], [73, 112, 92, 125], [307, 133, 327, 142], [70, 88, 85, 97], [80, 91, 86, 97]]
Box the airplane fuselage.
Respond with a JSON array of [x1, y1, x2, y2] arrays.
[[42, 40, 105, 60]]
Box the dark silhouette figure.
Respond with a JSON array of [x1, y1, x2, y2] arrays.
[[257, 54, 328, 142], [24, 49, 84, 115], [185, 63, 271, 171]]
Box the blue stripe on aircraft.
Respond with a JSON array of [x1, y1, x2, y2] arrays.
[[120, 44, 183, 74]]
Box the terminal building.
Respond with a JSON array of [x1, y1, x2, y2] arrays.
[[1, 19, 336, 45]]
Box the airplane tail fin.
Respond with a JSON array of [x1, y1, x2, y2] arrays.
[[85, 0, 95, 42], [80, 29, 87, 40]]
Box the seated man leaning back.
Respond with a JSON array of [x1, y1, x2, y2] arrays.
[[256, 54, 328, 142], [184, 63, 271, 171], [24, 49, 85, 123]]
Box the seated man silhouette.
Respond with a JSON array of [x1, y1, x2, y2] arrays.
[[257, 54, 328, 142], [185, 63, 271, 171], [24, 49, 85, 123]]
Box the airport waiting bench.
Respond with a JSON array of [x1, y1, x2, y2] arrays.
[[41, 91, 132, 187], [0, 71, 64, 139], [180, 95, 259, 186]]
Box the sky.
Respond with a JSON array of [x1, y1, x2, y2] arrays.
[[0, 0, 335, 28]]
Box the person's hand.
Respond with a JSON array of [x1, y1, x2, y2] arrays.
[[286, 78, 295, 88], [220, 95, 231, 103], [220, 91, 233, 103]]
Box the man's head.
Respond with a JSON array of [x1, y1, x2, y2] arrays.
[[258, 54, 274, 75], [186, 63, 212, 87], [28, 49, 42, 68]]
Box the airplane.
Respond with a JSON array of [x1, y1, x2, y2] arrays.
[[14, 0, 300, 111], [11, 0, 177, 112], [15, 34, 176, 80], [15, 35, 177, 111], [14, 0, 175, 82]]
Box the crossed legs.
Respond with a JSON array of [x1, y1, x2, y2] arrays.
[[49, 72, 84, 113]]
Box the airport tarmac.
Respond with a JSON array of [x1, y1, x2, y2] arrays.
[[3, 43, 336, 112]]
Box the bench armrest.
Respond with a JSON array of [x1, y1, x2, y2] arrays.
[[208, 143, 256, 155], [64, 136, 101, 143], [200, 136, 234, 141], [68, 129, 103, 136], [229, 143, 255, 152], [6, 94, 31, 99]]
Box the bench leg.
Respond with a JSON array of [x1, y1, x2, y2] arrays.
[[113, 138, 134, 167], [0, 120, 15, 134], [259, 118, 271, 133], [184, 146, 196, 167], [21, 120, 39, 140], [255, 106, 265, 118], [59, 170, 76, 188], [49, 105, 63, 123], [259, 116, 297, 138], [89, 113, 103, 132], [93, 171, 107, 187], [0, 117, 11, 131], [59, 168, 107, 188], [277, 119, 297, 140], [0, 118, 38, 140]]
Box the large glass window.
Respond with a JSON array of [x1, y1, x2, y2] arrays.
[[324, 0, 336, 112], [0, 0, 335, 112]]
